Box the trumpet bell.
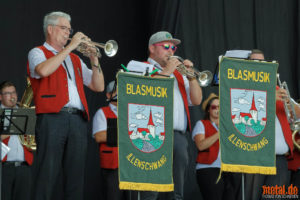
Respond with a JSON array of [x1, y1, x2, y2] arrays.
[[104, 40, 118, 57], [169, 55, 213, 87], [195, 69, 213, 87]]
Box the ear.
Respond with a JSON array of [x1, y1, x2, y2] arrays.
[[47, 25, 53, 36], [149, 45, 155, 54]]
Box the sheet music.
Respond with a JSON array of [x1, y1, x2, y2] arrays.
[[1, 142, 10, 160], [126, 60, 154, 75], [224, 50, 251, 59]]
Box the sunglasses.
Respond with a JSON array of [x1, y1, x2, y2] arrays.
[[154, 43, 177, 52], [210, 105, 219, 110]]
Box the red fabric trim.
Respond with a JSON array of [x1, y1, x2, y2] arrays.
[[173, 70, 191, 131], [276, 86, 293, 157]]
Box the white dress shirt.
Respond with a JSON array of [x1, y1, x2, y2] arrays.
[[275, 116, 289, 155]]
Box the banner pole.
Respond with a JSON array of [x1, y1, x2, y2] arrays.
[[138, 191, 140, 200], [242, 173, 245, 200]]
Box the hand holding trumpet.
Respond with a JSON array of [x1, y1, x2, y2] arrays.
[[68, 32, 101, 60], [67, 32, 89, 51], [67, 33, 118, 59]]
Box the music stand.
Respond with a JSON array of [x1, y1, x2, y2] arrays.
[[0, 107, 36, 200]]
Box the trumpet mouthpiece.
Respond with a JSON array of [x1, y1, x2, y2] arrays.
[[10, 98, 17, 104]]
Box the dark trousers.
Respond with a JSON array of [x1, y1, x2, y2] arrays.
[[196, 168, 241, 200], [196, 168, 224, 200], [244, 155, 290, 200], [290, 169, 300, 191], [33, 112, 88, 200], [102, 168, 137, 200], [2, 163, 32, 200], [141, 131, 189, 200]]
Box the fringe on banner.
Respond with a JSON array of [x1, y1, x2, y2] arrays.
[[119, 181, 174, 192], [221, 163, 276, 175]]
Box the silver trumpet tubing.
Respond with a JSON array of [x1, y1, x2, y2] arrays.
[[69, 38, 118, 58], [169, 56, 213, 87], [277, 74, 300, 150]]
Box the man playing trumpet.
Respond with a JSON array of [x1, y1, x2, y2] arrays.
[[137, 31, 202, 200], [245, 49, 300, 200], [27, 11, 105, 200]]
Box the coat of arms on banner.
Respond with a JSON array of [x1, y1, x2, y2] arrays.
[[231, 89, 267, 137], [128, 103, 165, 153]]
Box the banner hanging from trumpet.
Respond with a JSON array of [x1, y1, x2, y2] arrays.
[[118, 72, 174, 192], [219, 57, 278, 174]]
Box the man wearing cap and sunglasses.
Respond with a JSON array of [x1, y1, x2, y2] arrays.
[[139, 31, 203, 200]]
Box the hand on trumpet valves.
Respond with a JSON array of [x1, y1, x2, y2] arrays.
[[67, 32, 89, 51], [182, 59, 194, 74], [182, 59, 194, 68]]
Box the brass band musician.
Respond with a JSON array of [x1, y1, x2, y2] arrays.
[[27, 11, 105, 200], [0, 81, 33, 200], [245, 49, 300, 200]]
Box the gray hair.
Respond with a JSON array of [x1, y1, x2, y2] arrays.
[[43, 11, 71, 37]]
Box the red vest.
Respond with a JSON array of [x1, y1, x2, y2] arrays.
[[1, 137, 33, 165], [276, 86, 293, 157], [196, 120, 219, 164], [27, 46, 90, 120], [99, 106, 118, 169]]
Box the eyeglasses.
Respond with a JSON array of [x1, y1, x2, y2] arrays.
[[1, 91, 17, 96], [53, 25, 74, 34], [154, 43, 177, 52], [210, 105, 219, 110]]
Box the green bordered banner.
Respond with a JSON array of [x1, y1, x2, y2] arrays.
[[117, 72, 174, 191], [219, 57, 278, 174]]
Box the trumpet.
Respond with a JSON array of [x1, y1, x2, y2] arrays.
[[277, 74, 300, 150], [69, 38, 118, 58], [169, 56, 213, 87]]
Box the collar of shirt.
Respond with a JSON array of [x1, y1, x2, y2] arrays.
[[43, 42, 60, 54], [0, 104, 17, 109], [147, 58, 163, 71], [211, 121, 219, 131], [109, 103, 118, 116]]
